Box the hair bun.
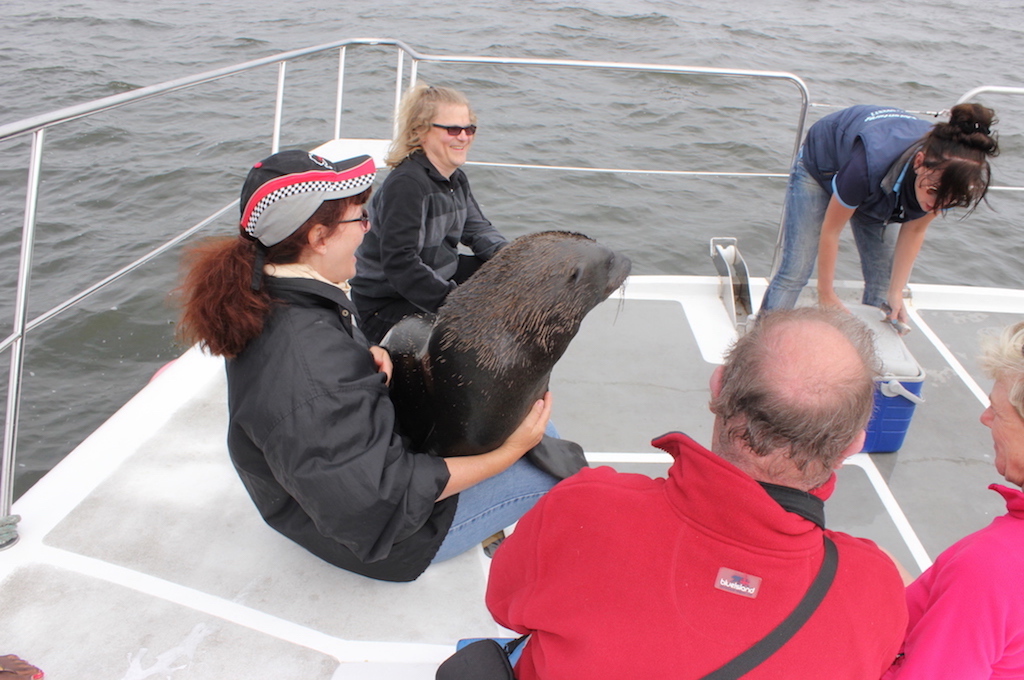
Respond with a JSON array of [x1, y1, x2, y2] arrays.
[[959, 119, 991, 136], [948, 102, 996, 137]]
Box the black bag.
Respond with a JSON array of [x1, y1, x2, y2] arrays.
[[525, 434, 588, 480], [435, 635, 527, 680]]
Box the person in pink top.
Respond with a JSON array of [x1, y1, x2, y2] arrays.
[[885, 321, 1024, 679]]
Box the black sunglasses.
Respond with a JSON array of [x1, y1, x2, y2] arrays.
[[432, 124, 477, 136]]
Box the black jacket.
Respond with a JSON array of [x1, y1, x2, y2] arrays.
[[350, 151, 506, 316], [226, 276, 457, 581]]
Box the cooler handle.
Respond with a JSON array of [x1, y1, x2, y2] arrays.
[[880, 379, 925, 405]]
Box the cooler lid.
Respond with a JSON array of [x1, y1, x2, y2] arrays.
[[848, 304, 924, 380]]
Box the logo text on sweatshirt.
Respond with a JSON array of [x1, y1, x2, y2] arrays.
[[714, 567, 762, 598]]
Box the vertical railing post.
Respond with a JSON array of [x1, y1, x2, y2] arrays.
[[271, 61, 287, 153], [1, 128, 45, 550], [392, 49, 405, 140], [768, 91, 810, 282], [334, 47, 347, 140]]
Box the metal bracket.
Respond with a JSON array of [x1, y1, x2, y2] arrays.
[[0, 513, 19, 550], [710, 237, 753, 332]]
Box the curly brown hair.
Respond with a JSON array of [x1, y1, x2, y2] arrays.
[[176, 192, 368, 357]]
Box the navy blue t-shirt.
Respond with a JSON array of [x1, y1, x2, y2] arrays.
[[832, 139, 923, 221]]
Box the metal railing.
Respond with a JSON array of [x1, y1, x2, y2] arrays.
[[0, 39, 815, 548], [957, 86, 1024, 194], [957, 85, 1024, 107]]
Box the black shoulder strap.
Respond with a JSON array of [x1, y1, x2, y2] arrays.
[[700, 536, 838, 680], [503, 634, 529, 656], [758, 482, 825, 529]]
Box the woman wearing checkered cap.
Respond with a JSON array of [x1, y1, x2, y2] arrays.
[[177, 150, 557, 581]]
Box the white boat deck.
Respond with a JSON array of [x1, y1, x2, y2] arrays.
[[2, 39, 1022, 680], [2, 274, 1021, 679]]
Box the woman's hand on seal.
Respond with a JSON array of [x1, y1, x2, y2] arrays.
[[437, 393, 553, 501], [503, 392, 552, 454], [368, 346, 393, 385], [0, 655, 44, 680]]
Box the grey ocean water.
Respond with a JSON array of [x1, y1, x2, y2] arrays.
[[1, 0, 1023, 493]]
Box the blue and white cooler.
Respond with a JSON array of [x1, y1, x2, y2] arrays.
[[850, 304, 926, 453]]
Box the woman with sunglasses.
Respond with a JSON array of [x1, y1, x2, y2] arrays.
[[350, 83, 508, 344], [178, 150, 555, 582], [760, 103, 999, 329]]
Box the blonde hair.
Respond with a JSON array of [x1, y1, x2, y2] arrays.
[[979, 321, 1024, 419], [385, 83, 475, 168]]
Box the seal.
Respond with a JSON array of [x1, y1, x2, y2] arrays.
[[383, 230, 631, 477]]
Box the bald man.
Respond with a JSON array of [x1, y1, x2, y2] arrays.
[[486, 307, 908, 680]]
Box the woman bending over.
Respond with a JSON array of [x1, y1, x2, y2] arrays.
[[761, 103, 998, 326]]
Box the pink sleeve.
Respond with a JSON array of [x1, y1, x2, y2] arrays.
[[889, 545, 1011, 679]]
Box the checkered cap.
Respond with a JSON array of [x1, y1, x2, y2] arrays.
[[239, 150, 376, 246]]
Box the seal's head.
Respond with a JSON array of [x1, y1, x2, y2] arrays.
[[436, 230, 631, 371], [386, 230, 628, 461]]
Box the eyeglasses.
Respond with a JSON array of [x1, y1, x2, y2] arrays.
[[432, 124, 477, 136], [339, 210, 371, 233]]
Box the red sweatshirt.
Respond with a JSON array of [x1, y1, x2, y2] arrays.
[[487, 432, 906, 680]]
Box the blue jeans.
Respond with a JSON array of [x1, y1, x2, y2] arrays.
[[761, 154, 894, 311], [432, 426, 561, 563]]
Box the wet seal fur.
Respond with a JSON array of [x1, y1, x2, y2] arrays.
[[383, 230, 632, 479]]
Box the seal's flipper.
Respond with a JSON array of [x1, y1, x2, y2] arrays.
[[381, 313, 436, 449]]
